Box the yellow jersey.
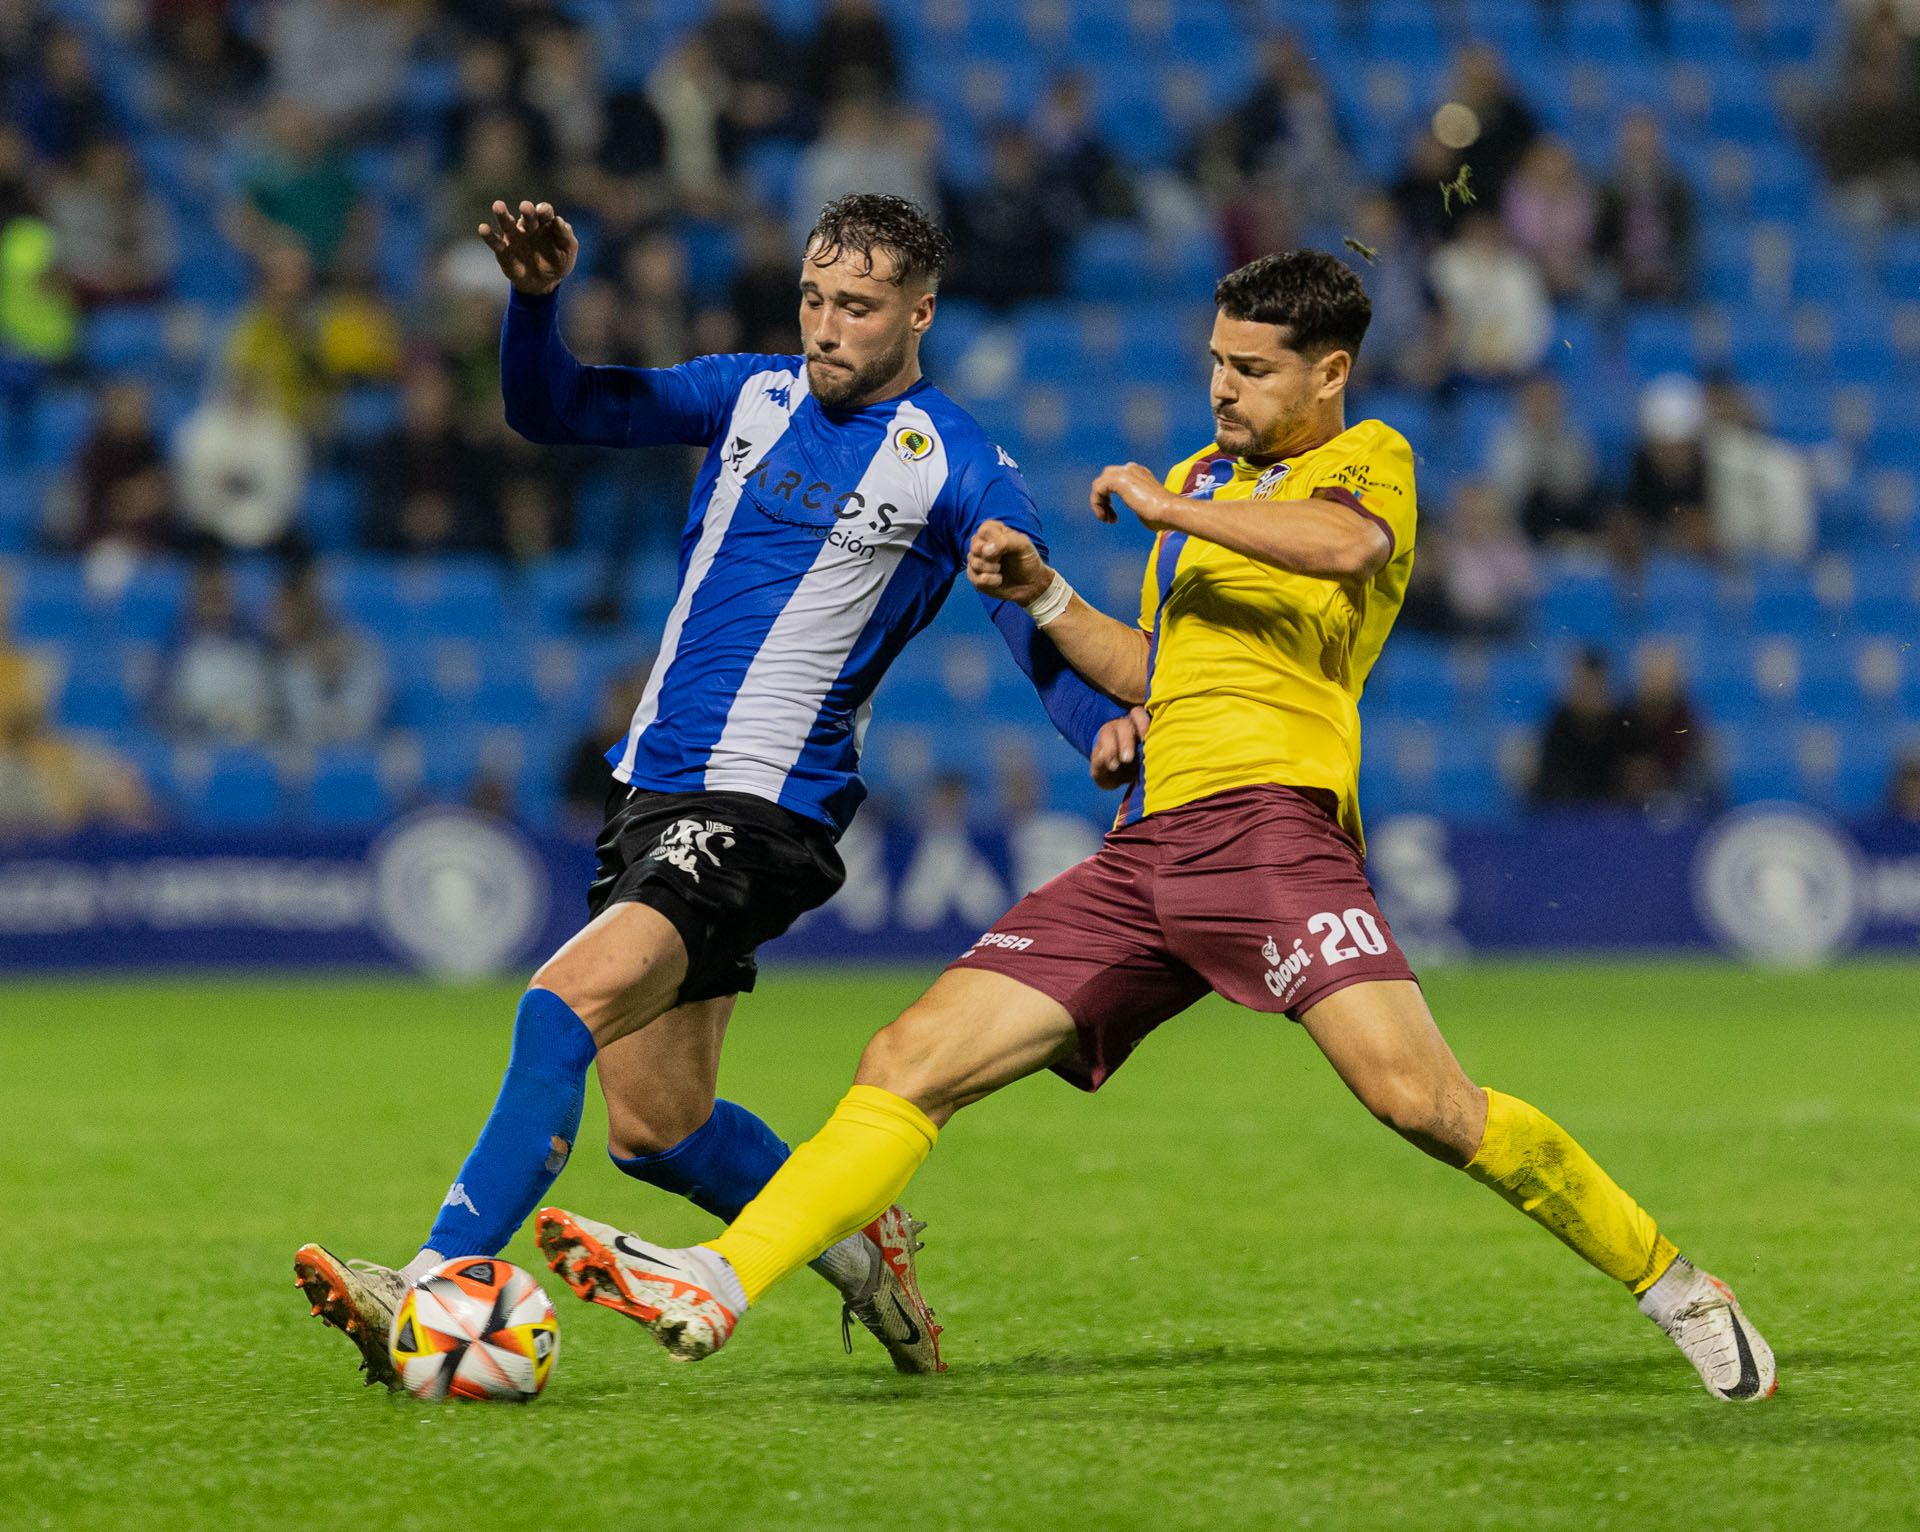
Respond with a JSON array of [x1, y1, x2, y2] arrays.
[[1126, 418, 1417, 849]]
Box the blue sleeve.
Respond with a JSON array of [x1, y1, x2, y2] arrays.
[[499, 288, 746, 448], [951, 443, 1125, 759]]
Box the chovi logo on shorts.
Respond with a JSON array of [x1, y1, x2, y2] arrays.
[[1692, 805, 1865, 966], [1262, 933, 1312, 999]]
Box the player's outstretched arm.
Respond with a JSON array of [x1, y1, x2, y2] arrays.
[[967, 520, 1150, 704], [1092, 463, 1391, 582], [486, 199, 729, 450]]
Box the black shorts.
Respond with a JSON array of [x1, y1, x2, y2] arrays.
[[586, 782, 845, 1004]]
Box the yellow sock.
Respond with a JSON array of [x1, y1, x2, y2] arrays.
[[704, 1085, 938, 1304], [1464, 1088, 1679, 1294]]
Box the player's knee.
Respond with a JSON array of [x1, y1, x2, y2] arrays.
[[854, 1014, 962, 1120], [1364, 1071, 1474, 1164]]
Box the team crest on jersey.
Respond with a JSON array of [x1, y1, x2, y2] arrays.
[[1254, 463, 1291, 498], [892, 426, 934, 463]]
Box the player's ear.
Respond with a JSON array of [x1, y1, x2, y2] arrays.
[[910, 288, 936, 336], [1315, 348, 1353, 400]]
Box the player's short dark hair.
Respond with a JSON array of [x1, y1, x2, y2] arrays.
[[805, 193, 953, 291], [1214, 250, 1372, 361]]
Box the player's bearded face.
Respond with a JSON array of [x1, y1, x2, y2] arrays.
[[1208, 315, 1329, 460], [798, 246, 930, 408]]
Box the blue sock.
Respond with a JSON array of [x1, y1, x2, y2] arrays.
[[609, 1099, 791, 1223], [426, 988, 598, 1259]]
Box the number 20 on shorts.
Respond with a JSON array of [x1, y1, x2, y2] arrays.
[[1307, 909, 1389, 963]]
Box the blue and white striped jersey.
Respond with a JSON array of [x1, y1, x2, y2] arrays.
[[503, 289, 1117, 835]]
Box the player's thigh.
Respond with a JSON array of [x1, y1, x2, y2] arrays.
[[595, 995, 736, 1157], [856, 968, 1081, 1127], [1296, 980, 1487, 1165], [530, 901, 690, 1047]]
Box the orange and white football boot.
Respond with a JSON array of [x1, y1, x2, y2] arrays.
[[535, 1207, 742, 1362], [838, 1206, 944, 1374], [293, 1243, 408, 1390]]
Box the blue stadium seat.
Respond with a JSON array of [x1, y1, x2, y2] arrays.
[[1565, 0, 1655, 64], [1536, 568, 1619, 644], [1068, 224, 1155, 303], [84, 306, 171, 372], [305, 745, 396, 828], [1666, 0, 1746, 58], [1464, 0, 1549, 53], [180, 748, 284, 828], [9, 560, 93, 642]]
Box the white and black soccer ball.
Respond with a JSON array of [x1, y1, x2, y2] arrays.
[[388, 1258, 559, 1402]]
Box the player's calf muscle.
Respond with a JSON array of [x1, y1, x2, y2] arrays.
[[530, 903, 689, 1045]]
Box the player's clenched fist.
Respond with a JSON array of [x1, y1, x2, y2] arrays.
[[479, 199, 579, 295], [967, 520, 1054, 607], [1090, 705, 1151, 789], [1091, 462, 1183, 531]]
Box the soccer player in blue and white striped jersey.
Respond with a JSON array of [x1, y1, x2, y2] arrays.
[[294, 194, 1123, 1383]]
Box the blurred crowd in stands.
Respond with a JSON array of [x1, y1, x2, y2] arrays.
[[3, 0, 1920, 838]]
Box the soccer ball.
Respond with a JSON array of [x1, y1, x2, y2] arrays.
[[389, 1257, 559, 1402]]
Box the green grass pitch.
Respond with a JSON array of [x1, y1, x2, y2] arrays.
[[3, 962, 1916, 1530]]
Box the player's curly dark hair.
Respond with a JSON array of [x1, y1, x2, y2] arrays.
[[1214, 251, 1372, 361], [805, 193, 954, 290]]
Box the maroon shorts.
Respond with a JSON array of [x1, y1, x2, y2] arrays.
[[949, 784, 1417, 1091]]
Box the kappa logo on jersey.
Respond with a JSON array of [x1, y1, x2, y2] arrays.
[[995, 444, 1019, 470], [1254, 463, 1291, 498], [646, 818, 737, 883], [892, 425, 935, 463], [764, 383, 792, 408], [1261, 932, 1313, 1000], [443, 1183, 479, 1217]]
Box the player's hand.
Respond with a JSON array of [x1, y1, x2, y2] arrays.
[[479, 199, 578, 295], [967, 519, 1055, 607], [1090, 705, 1151, 789], [1091, 463, 1184, 532]]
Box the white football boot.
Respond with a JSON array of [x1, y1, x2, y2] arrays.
[[535, 1207, 742, 1362], [1638, 1256, 1778, 1401], [834, 1206, 945, 1375], [293, 1243, 408, 1390]]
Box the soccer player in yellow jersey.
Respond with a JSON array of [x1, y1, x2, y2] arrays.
[[535, 252, 1778, 1401]]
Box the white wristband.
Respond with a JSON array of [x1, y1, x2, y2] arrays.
[[1024, 571, 1075, 628]]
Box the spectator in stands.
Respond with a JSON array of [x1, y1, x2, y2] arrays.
[[1884, 747, 1920, 823], [947, 125, 1072, 310], [519, 17, 606, 172], [1501, 138, 1596, 300], [441, 110, 538, 255], [1198, 31, 1319, 181], [1595, 109, 1695, 303], [222, 239, 330, 428], [1530, 648, 1627, 806], [646, 35, 736, 197], [1435, 481, 1536, 640], [1445, 45, 1539, 211], [1623, 374, 1712, 560], [1816, 2, 1920, 228], [1704, 379, 1815, 562], [44, 139, 175, 310], [270, 564, 388, 745], [1390, 129, 1464, 253], [617, 230, 696, 368], [173, 369, 309, 557], [438, 39, 553, 176], [232, 99, 367, 277], [1341, 194, 1445, 391], [700, 0, 802, 146], [1428, 211, 1553, 380], [0, 646, 154, 837], [63, 379, 179, 558], [995, 738, 1101, 895], [148, 2, 267, 137], [497, 473, 571, 565], [161, 562, 279, 744], [262, 0, 420, 142], [362, 361, 495, 556], [561, 659, 652, 833], [789, 94, 937, 248], [1617, 642, 1716, 811], [0, 134, 79, 447], [1035, 72, 1135, 227], [728, 207, 798, 354], [1490, 376, 1605, 545], [803, 0, 899, 111], [12, 23, 113, 164], [313, 264, 403, 386]]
